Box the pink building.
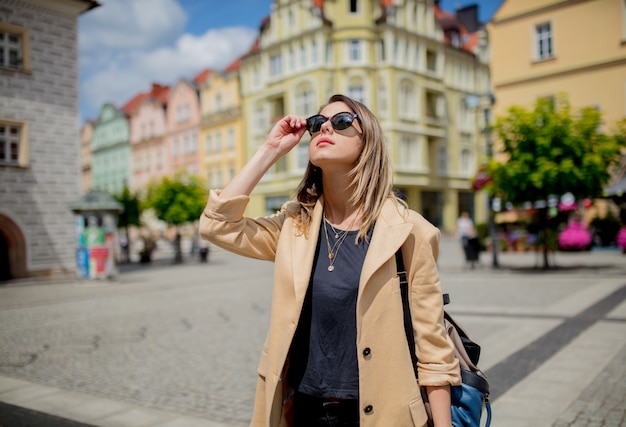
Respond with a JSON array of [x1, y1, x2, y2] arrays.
[[166, 78, 202, 177], [125, 83, 170, 193]]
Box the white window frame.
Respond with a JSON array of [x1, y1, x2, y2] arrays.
[[348, 39, 361, 62], [270, 53, 283, 77], [534, 22, 554, 61]]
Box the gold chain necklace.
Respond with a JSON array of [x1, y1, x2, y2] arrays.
[[323, 216, 353, 272]]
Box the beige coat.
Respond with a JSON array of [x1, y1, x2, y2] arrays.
[[199, 190, 461, 427]]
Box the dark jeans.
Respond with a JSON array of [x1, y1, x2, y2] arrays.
[[293, 392, 360, 427]]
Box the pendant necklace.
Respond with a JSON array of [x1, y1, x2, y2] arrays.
[[323, 212, 355, 272]]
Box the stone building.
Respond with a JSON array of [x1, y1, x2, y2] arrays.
[[0, 0, 98, 280]]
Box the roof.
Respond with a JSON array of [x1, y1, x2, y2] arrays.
[[224, 57, 241, 73], [70, 189, 123, 213], [78, 0, 100, 13], [122, 83, 170, 115], [193, 68, 212, 84], [433, 2, 482, 54]]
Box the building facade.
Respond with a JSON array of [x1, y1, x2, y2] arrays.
[[198, 59, 246, 190], [490, 0, 625, 132], [90, 103, 131, 195], [238, 0, 490, 232], [489, 0, 626, 216], [80, 119, 95, 194], [166, 79, 201, 177], [126, 83, 170, 193], [0, 0, 98, 280]]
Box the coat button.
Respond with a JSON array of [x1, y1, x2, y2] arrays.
[[362, 347, 371, 357], [364, 405, 373, 413]]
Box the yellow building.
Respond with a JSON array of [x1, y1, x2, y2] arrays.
[[489, 0, 626, 218], [198, 59, 246, 191], [239, 0, 491, 232], [490, 0, 625, 133]]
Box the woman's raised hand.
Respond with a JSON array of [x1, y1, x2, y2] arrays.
[[264, 115, 308, 157]]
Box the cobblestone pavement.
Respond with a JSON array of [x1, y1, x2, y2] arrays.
[[0, 235, 625, 426]]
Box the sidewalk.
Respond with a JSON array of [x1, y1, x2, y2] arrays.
[[0, 235, 624, 427]]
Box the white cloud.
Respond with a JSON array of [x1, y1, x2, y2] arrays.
[[79, 0, 257, 120], [79, 0, 186, 52]]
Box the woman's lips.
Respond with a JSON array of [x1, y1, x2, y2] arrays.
[[316, 137, 333, 146]]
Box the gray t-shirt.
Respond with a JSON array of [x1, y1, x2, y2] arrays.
[[288, 221, 373, 399]]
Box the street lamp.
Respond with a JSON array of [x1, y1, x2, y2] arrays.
[[465, 93, 499, 268]]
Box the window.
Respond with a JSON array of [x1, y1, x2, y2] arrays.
[[399, 80, 416, 118], [297, 142, 309, 170], [205, 134, 213, 152], [265, 195, 289, 215], [378, 39, 386, 62], [289, 48, 295, 71], [350, 0, 359, 13], [0, 120, 27, 166], [172, 136, 179, 156], [227, 128, 235, 149], [349, 39, 361, 62], [460, 148, 472, 176], [300, 44, 307, 68], [535, 22, 553, 60], [311, 40, 318, 65], [398, 134, 421, 170], [270, 54, 283, 76], [296, 86, 314, 116], [348, 84, 365, 104], [438, 146, 448, 173], [215, 131, 222, 152], [378, 80, 388, 115], [0, 23, 30, 71], [426, 49, 437, 72]]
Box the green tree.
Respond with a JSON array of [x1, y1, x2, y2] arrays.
[[143, 174, 207, 263], [114, 186, 141, 263], [488, 95, 626, 268]]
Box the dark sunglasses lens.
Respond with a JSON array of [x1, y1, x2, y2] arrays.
[[307, 115, 327, 133], [331, 113, 355, 130]]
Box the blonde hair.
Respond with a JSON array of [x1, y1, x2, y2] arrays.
[[292, 94, 399, 241]]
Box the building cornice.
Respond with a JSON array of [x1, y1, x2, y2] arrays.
[[491, 0, 593, 26], [10, 0, 98, 16], [495, 56, 626, 89]]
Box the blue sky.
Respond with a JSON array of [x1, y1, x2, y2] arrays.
[[78, 0, 503, 123]]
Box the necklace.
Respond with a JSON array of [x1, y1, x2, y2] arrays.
[[323, 216, 353, 272], [327, 221, 342, 239]]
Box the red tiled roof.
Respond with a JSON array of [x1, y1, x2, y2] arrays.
[[193, 68, 212, 84], [225, 57, 241, 73], [122, 83, 170, 114], [122, 93, 148, 115]]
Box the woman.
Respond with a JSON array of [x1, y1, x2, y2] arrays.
[[199, 94, 460, 427]]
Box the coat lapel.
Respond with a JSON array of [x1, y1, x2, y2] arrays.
[[291, 197, 324, 306], [359, 199, 412, 290]]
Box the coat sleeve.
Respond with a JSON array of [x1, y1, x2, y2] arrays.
[[198, 189, 289, 262], [409, 224, 462, 387]]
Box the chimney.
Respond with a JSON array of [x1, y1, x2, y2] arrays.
[[457, 4, 479, 33]]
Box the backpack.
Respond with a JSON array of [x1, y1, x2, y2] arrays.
[[396, 250, 492, 427]]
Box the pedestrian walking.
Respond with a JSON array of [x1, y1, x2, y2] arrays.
[[457, 212, 479, 269], [199, 94, 460, 427]]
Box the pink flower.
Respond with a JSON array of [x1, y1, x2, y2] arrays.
[[617, 227, 626, 250], [558, 221, 592, 250]]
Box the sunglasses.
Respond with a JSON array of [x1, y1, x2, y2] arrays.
[[306, 112, 360, 135]]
